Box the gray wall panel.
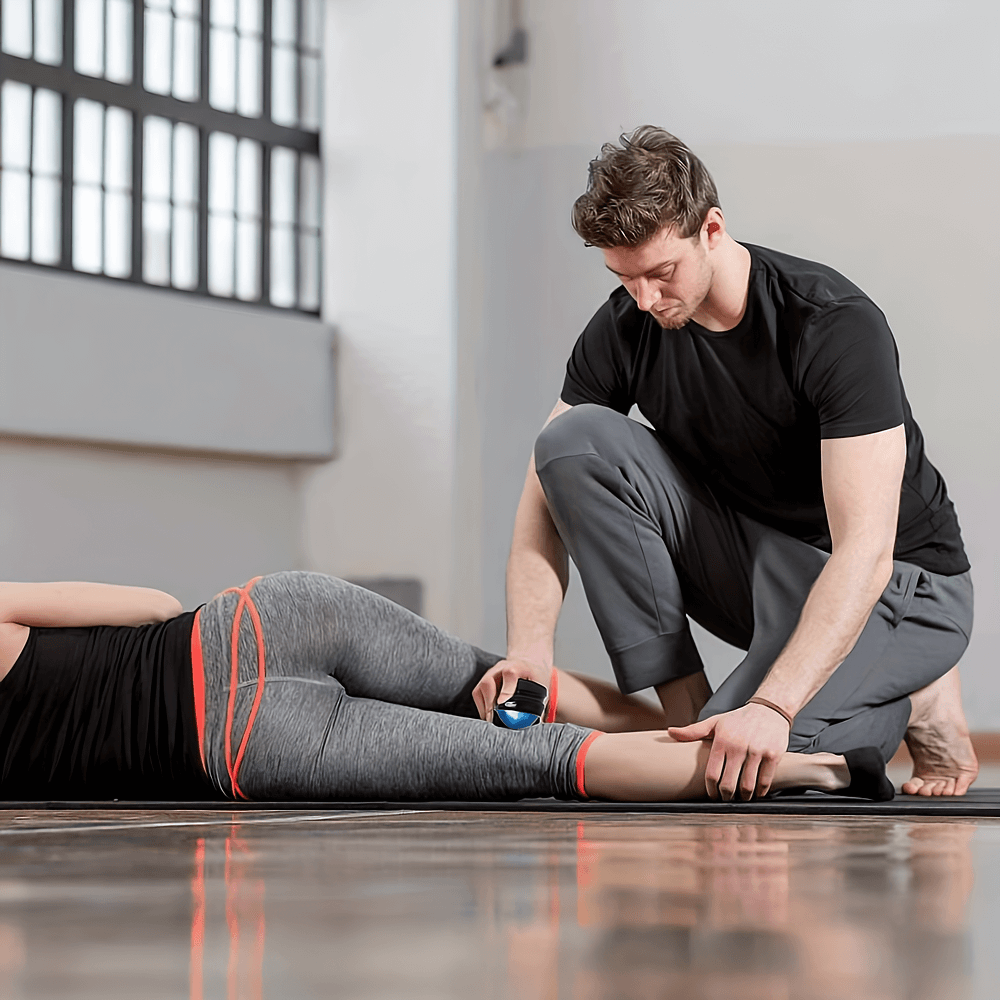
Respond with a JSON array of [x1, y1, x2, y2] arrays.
[[0, 264, 336, 458]]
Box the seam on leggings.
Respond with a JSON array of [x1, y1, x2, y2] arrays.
[[310, 694, 344, 788], [221, 577, 266, 800], [574, 731, 604, 798], [234, 676, 334, 690]]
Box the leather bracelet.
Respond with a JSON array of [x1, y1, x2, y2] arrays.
[[746, 696, 794, 727]]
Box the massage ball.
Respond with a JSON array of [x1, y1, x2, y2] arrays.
[[493, 678, 547, 729]]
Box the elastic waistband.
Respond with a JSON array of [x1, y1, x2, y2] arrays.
[[195, 577, 268, 800], [190, 608, 207, 772]]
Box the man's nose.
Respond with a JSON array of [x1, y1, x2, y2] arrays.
[[634, 278, 659, 312]]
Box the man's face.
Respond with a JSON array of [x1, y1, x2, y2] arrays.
[[602, 224, 713, 330]]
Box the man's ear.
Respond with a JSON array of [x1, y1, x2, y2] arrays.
[[702, 207, 726, 247]]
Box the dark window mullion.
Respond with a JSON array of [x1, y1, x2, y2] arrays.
[[168, 2, 175, 98], [59, 0, 76, 269], [99, 101, 106, 272], [229, 137, 236, 296], [261, 0, 271, 121], [133, 0, 145, 92], [295, 0, 302, 126], [196, 126, 208, 292], [28, 88, 35, 261], [131, 108, 143, 279], [129, 0, 144, 280], [196, 0, 209, 292], [102, 0, 109, 78], [259, 0, 272, 303], [198, 0, 209, 108], [167, 120, 174, 285], [260, 142, 270, 303], [292, 150, 300, 308]]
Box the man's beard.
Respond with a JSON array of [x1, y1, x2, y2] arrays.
[[651, 302, 695, 330]]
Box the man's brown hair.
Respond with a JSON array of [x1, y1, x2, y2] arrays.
[[571, 126, 721, 248]]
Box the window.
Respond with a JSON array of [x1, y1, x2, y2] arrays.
[[0, 0, 322, 312]]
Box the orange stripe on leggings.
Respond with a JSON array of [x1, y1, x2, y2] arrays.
[[221, 576, 265, 801], [544, 668, 559, 723], [574, 731, 603, 799], [190, 608, 207, 771]]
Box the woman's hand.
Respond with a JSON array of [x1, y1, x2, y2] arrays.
[[472, 658, 553, 721]]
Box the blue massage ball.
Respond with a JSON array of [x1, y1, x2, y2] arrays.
[[492, 678, 547, 729]]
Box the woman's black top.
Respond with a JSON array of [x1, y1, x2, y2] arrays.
[[0, 612, 214, 800]]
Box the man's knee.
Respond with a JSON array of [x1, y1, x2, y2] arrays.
[[534, 403, 634, 473]]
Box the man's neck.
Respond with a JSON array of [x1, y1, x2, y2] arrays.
[[691, 236, 752, 332]]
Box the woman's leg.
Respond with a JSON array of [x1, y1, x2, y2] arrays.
[[553, 670, 671, 731], [582, 731, 851, 802], [235, 680, 594, 801], [197, 572, 593, 801], [200, 571, 499, 712]]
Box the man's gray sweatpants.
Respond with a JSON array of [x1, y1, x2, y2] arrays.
[[534, 404, 973, 761]]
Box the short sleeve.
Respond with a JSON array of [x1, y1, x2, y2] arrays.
[[799, 299, 904, 439], [560, 294, 634, 414]]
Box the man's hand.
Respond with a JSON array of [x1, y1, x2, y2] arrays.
[[472, 658, 553, 721], [668, 703, 790, 800]]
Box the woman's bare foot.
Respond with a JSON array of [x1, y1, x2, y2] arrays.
[[903, 667, 979, 796]]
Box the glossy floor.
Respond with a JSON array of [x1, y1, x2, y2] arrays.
[[0, 805, 998, 1000]]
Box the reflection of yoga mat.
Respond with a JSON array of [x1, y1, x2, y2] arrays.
[[2, 790, 1000, 816]]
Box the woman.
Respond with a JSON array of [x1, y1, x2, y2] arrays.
[[0, 572, 892, 802]]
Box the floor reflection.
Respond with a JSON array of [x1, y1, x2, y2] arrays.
[[507, 818, 976, 1000], [0, 810, 987, 999]]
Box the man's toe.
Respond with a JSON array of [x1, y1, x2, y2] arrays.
[[954, 771, 976, 796]]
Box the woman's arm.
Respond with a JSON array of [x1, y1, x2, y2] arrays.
[[0, 582, 183, 628]]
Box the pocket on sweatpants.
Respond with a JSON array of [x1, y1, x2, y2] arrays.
[[879, 562, 924, 628]]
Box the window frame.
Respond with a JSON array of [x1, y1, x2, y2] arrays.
[[0, 0, 321, 313]]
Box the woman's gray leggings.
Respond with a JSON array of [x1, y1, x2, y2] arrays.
[[195, 572, 593, 802]]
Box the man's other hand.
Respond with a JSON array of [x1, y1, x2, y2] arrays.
[[668, 703, 790, 800], [472, 658, 553, 721]]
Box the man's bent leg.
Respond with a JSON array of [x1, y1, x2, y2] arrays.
[[700, 532, 974, 769], [534, 404, 755, 701]]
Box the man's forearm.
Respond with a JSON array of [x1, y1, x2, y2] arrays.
[[505, 462, 569, 666], [755, 547, 894, 717]]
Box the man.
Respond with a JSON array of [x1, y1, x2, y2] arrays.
[[473, 126, 977, 801]]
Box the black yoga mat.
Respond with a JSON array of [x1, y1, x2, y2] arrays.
[[2, 789, 1000, 817]]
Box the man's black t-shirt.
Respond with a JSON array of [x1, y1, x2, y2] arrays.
[[560, 243, 969, 576]]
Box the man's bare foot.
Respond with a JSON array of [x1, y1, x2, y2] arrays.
[[903, 666, 978, 796]]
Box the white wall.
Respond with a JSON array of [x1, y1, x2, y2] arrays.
[[475, 0, 1000, 724], [302, 0, 463, 627], [0, 437, 302, 609]]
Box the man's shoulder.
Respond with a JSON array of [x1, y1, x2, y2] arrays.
[[744, 243, 875, 312]]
